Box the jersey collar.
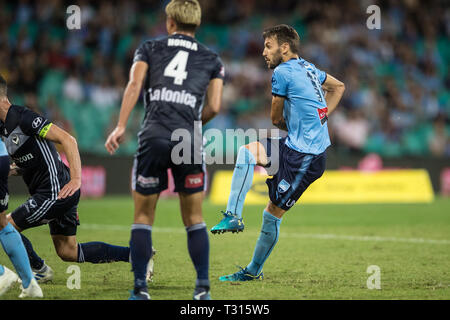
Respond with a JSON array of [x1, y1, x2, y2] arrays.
[[171, 32, 196, 41], [2, 104, 20, 137]]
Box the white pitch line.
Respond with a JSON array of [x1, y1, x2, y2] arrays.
[[80, 223, 450, 245], [279, 233, 450, 245]]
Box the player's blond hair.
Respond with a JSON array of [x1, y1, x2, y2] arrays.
[[165, 0, 201, 30]]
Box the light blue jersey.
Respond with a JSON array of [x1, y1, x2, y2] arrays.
[[271, 57, 330, 155], [0, 139, 7, 157]]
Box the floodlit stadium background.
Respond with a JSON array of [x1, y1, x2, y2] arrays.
[[1, 0, 449, 200]]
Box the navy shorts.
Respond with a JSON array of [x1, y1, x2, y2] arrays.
[[261, 137, 326, 211], [132, 138, 206, 195], [0, 156, 9, 212], [11, 189, 81, 236]]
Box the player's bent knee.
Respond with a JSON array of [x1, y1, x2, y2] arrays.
[[56, 247, 77, 262], [243, 143, 258, 156], [265, 202, 286, 219], [52, 235, 78, 262], [237, 144, 257, 164], [6, 214, 22, 232], [56, 249, 76, 262], [244, 142, 267, 166]]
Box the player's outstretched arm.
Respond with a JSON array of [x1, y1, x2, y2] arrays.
[[321, 74, 345, 115], [105, 61, 148, 155], [201, 78, 223, 124], [270, 95, 288, 131], [43, 124, 82, 199]]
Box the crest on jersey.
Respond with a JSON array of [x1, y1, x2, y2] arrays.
[[11, 134, 19, 145], [32, 117, 43, 129]]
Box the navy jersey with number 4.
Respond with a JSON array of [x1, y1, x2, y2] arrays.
[[0, 105, 70, 196], [133, 33, 225, 141]]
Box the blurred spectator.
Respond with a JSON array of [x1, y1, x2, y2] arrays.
[[428, 114, 450, 157], [63, 70, 84, 101], [333, 109, 370, 151], [90, 76, 120, 108], [0, 0, 447, 157]]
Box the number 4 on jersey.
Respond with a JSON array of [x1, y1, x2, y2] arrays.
[[164, 50, 189, 85]]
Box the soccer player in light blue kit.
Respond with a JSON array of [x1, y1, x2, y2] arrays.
[[211, 25, 345, 281], [0, 139, 43, 297]]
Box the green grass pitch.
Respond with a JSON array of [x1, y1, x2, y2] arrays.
[[1, 196, 449, 300]]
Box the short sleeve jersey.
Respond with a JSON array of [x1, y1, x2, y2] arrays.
[[0, 105, 70, 196], [133, 33, 225, 141], [271, 57, 330, 155]]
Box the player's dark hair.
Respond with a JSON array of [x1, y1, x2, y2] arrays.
[[263, 24, 300, 54], [0, 74, 7, 97]]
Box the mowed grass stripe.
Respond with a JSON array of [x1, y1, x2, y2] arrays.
[[80, 223, 450, 245]]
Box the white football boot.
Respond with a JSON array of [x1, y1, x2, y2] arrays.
[[32, 262, 54, 283], [19, 278, 43, 298], [146, 247, 157, 282], [0, 266, 19, 296]]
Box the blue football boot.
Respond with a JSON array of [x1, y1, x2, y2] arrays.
[[128, 288, 151, 300], [210, 211, 244, 234], [193, 286, 211, 300], [219, 266, 263, 282]]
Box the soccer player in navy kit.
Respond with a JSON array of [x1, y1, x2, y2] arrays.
[[0, 75, 132, 286], [211, 25, 345, 281], [105, 0, 224, 300]]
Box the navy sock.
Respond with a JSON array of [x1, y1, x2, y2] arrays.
[[186, 223, 210, 289], [77, 242, 130, 264], [20, 233, 44, 270], [129, 224, 152, 292]]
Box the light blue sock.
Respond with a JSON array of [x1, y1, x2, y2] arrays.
[[0, 264, 4, 276], [0, 223, 33, 288], [246, 210, 282, 276], [226, 146, 256, 219]]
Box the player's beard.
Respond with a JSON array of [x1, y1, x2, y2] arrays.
[[269, 49, 283, 69]]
